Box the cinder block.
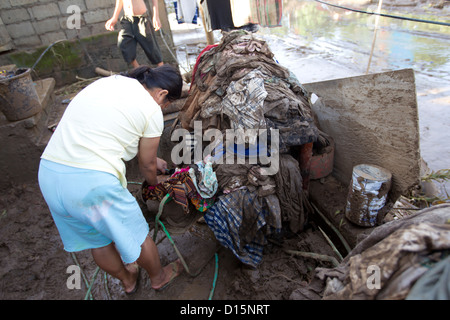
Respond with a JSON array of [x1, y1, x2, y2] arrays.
[[0, 1, 12, 10], [31, 3, 61, 20], [58, 0, 87, 13], [89, 22, 109, 36], [64, 27, 91, 41], [39, 31, 67, 46], [83, 9, 110, 24], [5, 21, 35, 38], [10, 0, 35, 7], [12, 34, 41, 47], [33, 18, 61, 34], [86, 0, 115, 10], [0, 8, 30, 24]]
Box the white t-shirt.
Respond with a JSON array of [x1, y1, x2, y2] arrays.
[[42, 75, 163, 188]]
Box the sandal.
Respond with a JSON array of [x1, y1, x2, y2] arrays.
[[125, 263, 140, 295], [152, 260, 183, 291]]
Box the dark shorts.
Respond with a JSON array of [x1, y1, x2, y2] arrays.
[[118, 13, 163, 65]]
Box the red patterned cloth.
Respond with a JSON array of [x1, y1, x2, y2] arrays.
[[142, 168, 198, 213]]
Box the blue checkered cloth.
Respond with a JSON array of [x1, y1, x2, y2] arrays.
[[204, 187, 281, 267]]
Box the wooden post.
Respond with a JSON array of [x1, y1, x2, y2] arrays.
[[366, 0, 383, 74], [198, 0, 215, 45]]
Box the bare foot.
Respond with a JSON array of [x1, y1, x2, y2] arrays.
[[151, 259, 183, 290]]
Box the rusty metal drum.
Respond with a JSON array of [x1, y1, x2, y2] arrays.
[[345, 164, 392, 227], [0, 68, 42, 122]]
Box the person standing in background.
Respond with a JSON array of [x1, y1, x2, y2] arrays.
[[106, 0, 164, 68]]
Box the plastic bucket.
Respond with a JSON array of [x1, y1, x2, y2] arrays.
[[310, 135, 334, 180], [345, 164, 392, 227], [0, 68, 42, 121]]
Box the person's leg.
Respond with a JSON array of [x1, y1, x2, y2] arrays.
[[136, 15, 163, 66], [118, 17, 138, 68], [130, 59, 140, 68], [91, 243, 139, 293], [136, 236, 183, 289]]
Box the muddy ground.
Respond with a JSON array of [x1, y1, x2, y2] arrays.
[[0, 0, 448, 303], [0, 174, 336, 301]]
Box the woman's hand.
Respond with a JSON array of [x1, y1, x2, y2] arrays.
[[156, 157, 167, 173]]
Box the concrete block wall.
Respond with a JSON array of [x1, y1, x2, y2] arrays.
[[0, 0, 116, 50], [0, 0, 176, 88]]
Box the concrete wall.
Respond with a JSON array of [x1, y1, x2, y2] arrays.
[[0, 0, 176, 87], [0, 0, 177, 191], [0, 0, 117, 50]]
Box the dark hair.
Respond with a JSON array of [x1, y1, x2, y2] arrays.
[[125, 64, 182, 102]]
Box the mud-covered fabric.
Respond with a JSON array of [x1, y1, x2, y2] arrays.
[[204, 187, 281, 267], [177, 30, 318, 152], [274, 154, 307, 233], [188, 159, 218, 199], [406, 254, 450, 300], [221, 69, 267, 143], [316, 204, 450, 300], [177, 30, 316, 266]]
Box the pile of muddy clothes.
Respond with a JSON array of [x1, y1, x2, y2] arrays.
[[171, 30, 318, 267], [291, 204, 450, 300]]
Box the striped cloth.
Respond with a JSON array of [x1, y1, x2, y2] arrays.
[[204, 187, 281, 267], [142, 168, 198, 213]]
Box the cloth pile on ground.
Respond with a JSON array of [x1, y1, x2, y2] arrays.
[[309, 204, 450, 300], [173, 30, 319, 267], [178, 30, 318, 153]]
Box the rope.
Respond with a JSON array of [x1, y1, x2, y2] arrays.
[[312, 0, 450, 27]]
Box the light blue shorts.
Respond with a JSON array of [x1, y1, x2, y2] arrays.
[[38, 159, 149, 263]]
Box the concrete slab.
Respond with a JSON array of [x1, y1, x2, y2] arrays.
[[305, 69, 421, 249], [304, 68, 421, 204]]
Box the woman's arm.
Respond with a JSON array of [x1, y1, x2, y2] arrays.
[[138, 136, 160, 186]]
